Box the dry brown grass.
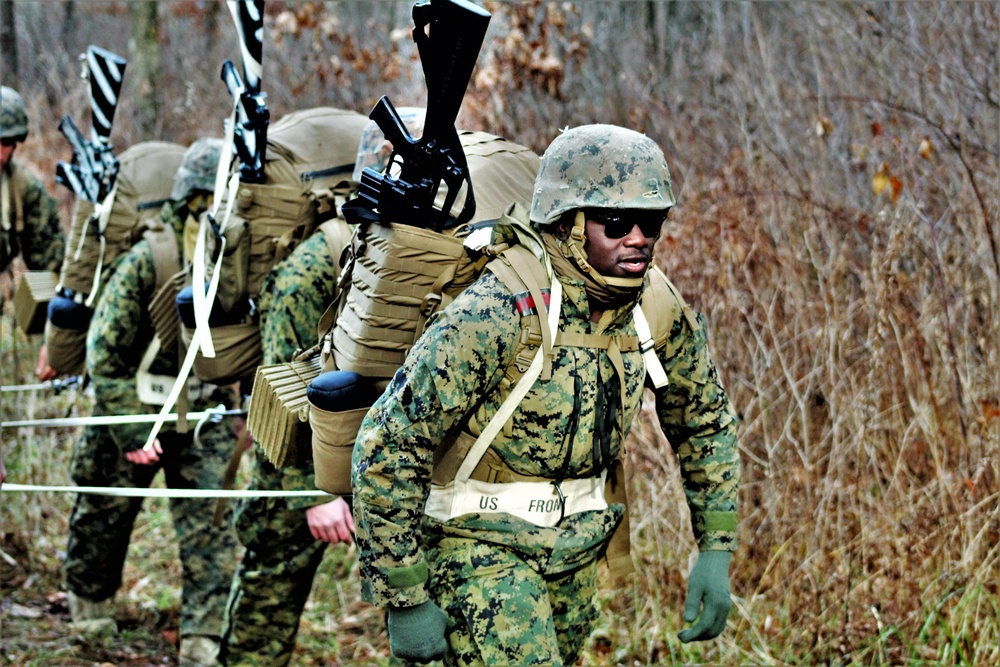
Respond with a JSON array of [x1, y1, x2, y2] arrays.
[[2, 2, 998, 665]]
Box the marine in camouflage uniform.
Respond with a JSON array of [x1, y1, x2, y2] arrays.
[[353, 125, 741, 666], [64, 139, 239, 665], [1, 85, 64, 274], [219, 227, 354, 667]]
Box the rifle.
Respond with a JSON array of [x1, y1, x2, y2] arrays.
[[55, 46, 126, 203], [221, 0, 269, 184], [353, 0, 491, 231]]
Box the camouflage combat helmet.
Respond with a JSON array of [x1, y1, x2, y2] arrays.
[[171, 137, 223, 201], [529, 124, 675, 227], [1, 86, 29, 141], [352, 107, 427, 183]]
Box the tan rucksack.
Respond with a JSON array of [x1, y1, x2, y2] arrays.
[[323, 130, 543, 377], [45, 141, 187, 375], [249, 132, 542, 473], [181, 107, 370, 387]]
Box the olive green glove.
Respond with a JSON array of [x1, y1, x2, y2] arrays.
[[678, 550, 733, 643], [386, 600, 449, 663]]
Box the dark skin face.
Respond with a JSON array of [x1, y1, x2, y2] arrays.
[[556, 209, 665, 321]]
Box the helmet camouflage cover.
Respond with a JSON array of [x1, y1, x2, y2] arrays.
[[352, 107, 427, 183], [529, 124, 676, 226], [171, 137, 223, 201], [1, 86, 29, 141]]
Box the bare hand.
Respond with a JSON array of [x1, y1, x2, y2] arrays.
[[35, 345, 57, 381], [305, 497, 355, 545], [125, 439, 162, 466]]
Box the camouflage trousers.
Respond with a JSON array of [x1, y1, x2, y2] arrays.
[[219, 461, 329, 667], [426, 537, 599, 667], [64, 419, 239, 638]]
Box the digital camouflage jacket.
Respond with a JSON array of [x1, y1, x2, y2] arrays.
[[353, 219, 740, 609], [0, 158, 64, 273]]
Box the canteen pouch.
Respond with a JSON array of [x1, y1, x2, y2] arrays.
[[180, 318, 262, 387], [213, 213, 252, 315], [309, 404, 370, 495], [307, 370, 381, 494], [44, 319, 87, 375]]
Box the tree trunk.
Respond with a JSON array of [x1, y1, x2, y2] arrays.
[[0, 0, 18, 89], [61, 1, 78, 56], [128, 0, 161, 138]]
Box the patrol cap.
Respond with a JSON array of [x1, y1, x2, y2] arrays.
[[1, 86, 29, 141], [352, 107, 427, 183], [171, 137, 223, 201], [529, 124, 675, 227]]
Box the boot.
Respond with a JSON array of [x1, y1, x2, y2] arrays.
[[179, 634, 221, 667], [67, 590, 116, 635]]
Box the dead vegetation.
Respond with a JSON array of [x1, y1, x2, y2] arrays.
[[2, 2, 998, 665]]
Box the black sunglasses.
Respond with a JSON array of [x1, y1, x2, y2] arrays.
[[585, 209, 666, 239]]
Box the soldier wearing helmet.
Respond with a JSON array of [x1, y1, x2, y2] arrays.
[[2, 86, 66, 381], [1, 86, 64, 275], [353, 124, 740, 665], [63, 137, 240, 667]]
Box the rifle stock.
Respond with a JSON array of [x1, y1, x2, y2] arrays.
[[225, 0, 269, 184], [353, 0, 491, 231], [55, 116, 101, 201], [55, 45, 126, 202]]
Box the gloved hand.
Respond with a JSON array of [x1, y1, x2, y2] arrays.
[[387, 599, 449, 663], [678, 550, 732, 643]]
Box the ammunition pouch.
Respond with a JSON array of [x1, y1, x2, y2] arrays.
[[246, 355, 324, 467], [13, 270, 58, 335]]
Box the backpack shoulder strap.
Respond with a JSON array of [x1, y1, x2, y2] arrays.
[[642, 265, 701, 345], [638, 266, 702, 388], [487, 244, 557, 381], [141, 223, 182, 292], [317, 218, 353, 269]]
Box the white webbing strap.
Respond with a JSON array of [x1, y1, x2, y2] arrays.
[[134, 336, 216, 406], [0, 170, 10, 232], [632, 304, 668, 389], [144, 117, 243, 453], [142, 170, 237, 452], [84, 180, 120, 308], [1, 410, 240, 428]]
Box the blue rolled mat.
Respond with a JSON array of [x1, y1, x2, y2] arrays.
[[175, 285, 249, 328], [47, 295, 92, 331], [307, 370, 379, 412]]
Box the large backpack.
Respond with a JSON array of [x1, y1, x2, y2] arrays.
[[324, 130, 543, 377], [45, 141, 187, 375], [248, 131, 541, 467], [179, 107, 369, 387]]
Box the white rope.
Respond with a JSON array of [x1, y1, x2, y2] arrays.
[[1, 409, 244, 429], [1, 483, 329, 499]]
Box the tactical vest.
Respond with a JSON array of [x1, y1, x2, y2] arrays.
[[309, 206, 695, 575]]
